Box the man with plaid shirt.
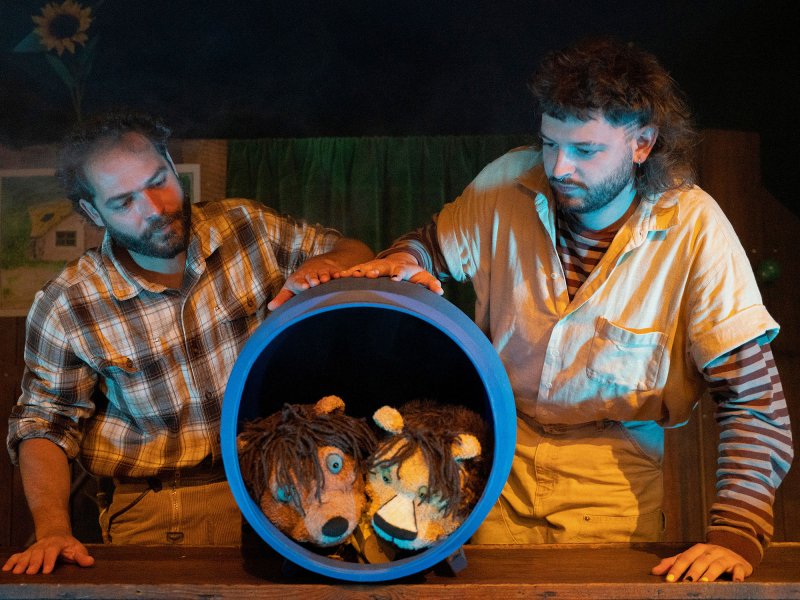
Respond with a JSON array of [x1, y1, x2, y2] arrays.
[[4, 111, 372, 574]]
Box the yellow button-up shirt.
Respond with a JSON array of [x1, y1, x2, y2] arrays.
[[436, 147, 779, 426]]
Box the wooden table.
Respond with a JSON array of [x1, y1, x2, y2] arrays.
[[1, 542, 798, 599]]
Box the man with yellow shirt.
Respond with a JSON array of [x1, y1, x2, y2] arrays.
[[342, 37, 793, 583]]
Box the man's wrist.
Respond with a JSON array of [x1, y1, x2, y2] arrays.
[[376, 247, 422, 266]]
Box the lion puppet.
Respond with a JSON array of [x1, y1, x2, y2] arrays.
[[365, 399, 490, 552], [237, 395, 377, 548]]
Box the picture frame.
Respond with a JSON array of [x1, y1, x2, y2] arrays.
[[0, 164, 201, 316]]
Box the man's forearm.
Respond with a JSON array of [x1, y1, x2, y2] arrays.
[[328, 237, 374, 268], [704, 337, 794, 567], [377, 220, 451, 279], [18, 438, 73, 539]]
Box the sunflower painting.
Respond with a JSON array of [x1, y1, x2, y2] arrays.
[[13, 0, 100, 122], [32, 0, 94, 56]]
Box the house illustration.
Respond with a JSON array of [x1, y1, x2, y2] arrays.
[[28, 200, 103, 262]]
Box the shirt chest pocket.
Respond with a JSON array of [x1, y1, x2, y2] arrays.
[[586, 317, 666, 391], [93, 351, 172, 417], [216, 286, 271, 338]]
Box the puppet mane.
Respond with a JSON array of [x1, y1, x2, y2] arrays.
[[370, 400, 489, 518], [239, 403, 376, 510]]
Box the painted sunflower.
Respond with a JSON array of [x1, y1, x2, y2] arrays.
[[32, 0, 93, 56]]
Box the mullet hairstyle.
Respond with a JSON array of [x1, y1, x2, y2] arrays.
[[528, 36, 699, 198], [55, 110, 172, 212]]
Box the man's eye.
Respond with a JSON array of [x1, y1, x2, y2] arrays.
[[576, 148, 598, 157]]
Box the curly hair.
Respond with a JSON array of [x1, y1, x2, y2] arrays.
[[528, 36, 698, 197], [238, 403, 377, 512], [55, 110, 172, 212]]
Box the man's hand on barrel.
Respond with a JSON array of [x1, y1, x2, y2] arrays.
[[339, 252, 444, 295], [268, 238, 373, 310]]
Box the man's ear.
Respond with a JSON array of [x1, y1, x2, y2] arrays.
[[633, 125, 658, 165], [79, 198, 104, 228], [164, 149, 179, 178]]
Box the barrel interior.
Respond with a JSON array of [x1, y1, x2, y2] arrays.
[[235, 306, 492, 427], [228, 300, 509, 579]]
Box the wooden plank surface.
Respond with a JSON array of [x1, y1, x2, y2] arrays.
[[0, 543, 798, 599]]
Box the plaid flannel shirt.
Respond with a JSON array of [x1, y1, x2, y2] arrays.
[[7, 198, 341, 478]]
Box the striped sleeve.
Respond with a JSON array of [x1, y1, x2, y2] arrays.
[[376, 218, 452, 279], [703, 335, 794, 566]]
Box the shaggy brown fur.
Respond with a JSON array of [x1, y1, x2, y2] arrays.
[[370, 399, 490, 518], [238, 401, 377, 512]]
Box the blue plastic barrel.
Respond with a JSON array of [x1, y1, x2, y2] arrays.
[[221, 278, 515, 582]]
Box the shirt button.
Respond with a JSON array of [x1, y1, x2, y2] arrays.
[[552, 350, 560, 358], [550, 273, 558, 279], [543, 382, 552, 389]]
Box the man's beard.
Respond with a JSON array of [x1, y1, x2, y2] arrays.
[[551, 153, 635, 215], [106, 194, 192, 259]]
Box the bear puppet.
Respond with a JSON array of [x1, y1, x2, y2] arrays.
[[237, 395, 377, 548]]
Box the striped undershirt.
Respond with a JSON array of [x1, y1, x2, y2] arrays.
[[555, 205, 790, 561]]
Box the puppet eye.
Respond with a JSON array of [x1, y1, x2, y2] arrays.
[[326, 453, 343, 474], [381, 467, 392, 484], [275, 486, 292, 503], [417, 485, 429, 501]]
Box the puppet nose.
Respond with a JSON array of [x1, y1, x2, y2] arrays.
[[322, 516, 350, 538]]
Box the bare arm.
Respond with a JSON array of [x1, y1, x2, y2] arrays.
[[268, 237, 374, 309], [2, 438, 94, 574]]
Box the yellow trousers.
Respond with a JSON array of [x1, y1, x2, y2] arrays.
[[472, 416, 665, 544], [99, 478, 241, 545]]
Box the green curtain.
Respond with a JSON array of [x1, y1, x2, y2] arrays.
[[226, 134, 533, 314]]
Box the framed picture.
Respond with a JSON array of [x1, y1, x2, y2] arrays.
[[177, 163, 202, 203], [0, 164, 200, 316]]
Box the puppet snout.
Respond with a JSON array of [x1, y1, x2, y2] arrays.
[[373, 494, 418, 541], [322, 516, 350, 538]]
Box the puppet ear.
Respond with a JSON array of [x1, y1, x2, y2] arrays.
[[373, 406, 404, 434], [315, 395, 346, 415], [452, 434, 481, 461]]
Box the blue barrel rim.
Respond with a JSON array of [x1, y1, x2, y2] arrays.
[[221, 278, 515, 582]]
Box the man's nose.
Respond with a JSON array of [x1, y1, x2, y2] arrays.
[[550, 150, 574, 179], [138, 189, 168, 218]]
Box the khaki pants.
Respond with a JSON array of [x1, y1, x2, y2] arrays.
[[99, 476, 241, 545], [472, 416, 665, 544]]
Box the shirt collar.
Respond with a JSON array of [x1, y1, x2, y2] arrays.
[[98, 204, 222, 300], [185, 203, 225, 276], [99, 233, 142, 301], [516, 163, 681, 235]]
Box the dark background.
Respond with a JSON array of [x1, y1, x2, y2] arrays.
[[1, 0, 797, 213]]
